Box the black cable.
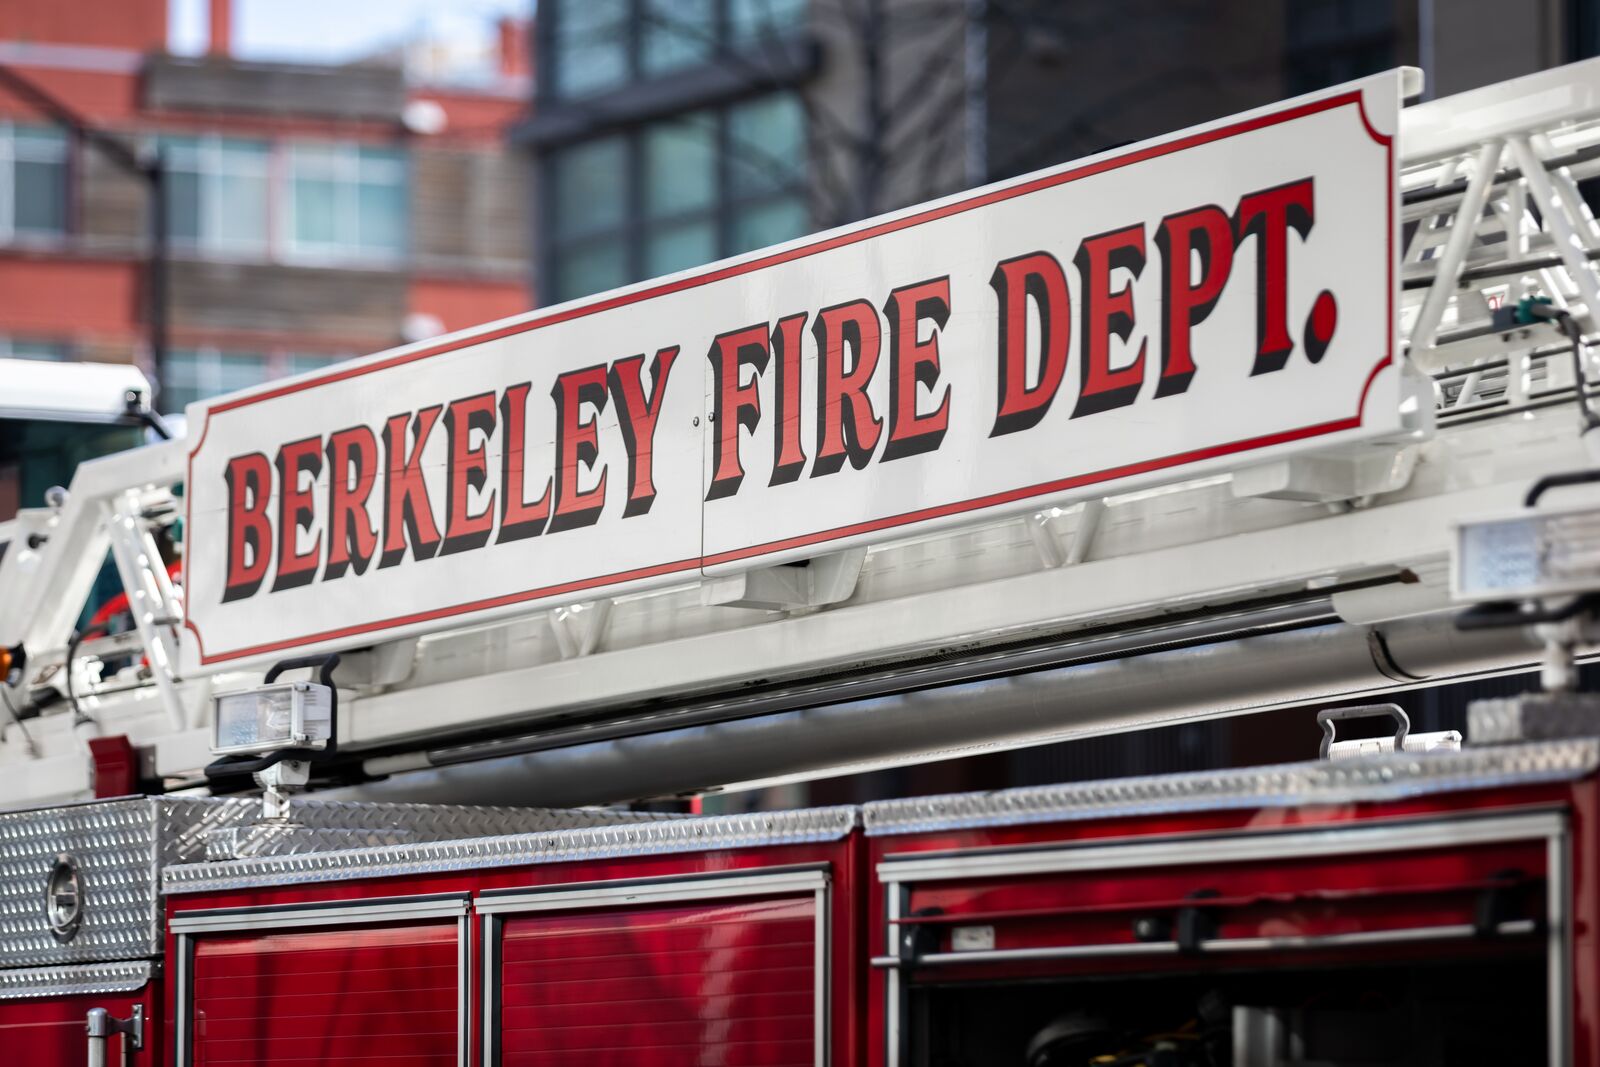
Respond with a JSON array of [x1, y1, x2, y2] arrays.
[[1527, 304, 1600, 431], [64, 628, 96, 728]]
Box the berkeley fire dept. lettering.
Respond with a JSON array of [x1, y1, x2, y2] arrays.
[[220, 175, 1328, 604]]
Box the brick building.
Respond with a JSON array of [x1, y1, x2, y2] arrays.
[[0, 0, 532, 418]]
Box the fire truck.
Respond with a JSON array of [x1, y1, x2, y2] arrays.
[[2, 58, 1600, 1064]]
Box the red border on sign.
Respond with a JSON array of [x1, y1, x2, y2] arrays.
[[186, 86, 1395, 665]]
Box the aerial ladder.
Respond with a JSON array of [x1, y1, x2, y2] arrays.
[[1, 61, 1600, 813]]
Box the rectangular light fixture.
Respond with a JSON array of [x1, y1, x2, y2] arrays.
[[1453, 503, 1600, 602], [211, 682, 332, 757]]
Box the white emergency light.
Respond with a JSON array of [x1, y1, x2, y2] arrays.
[[1452, 503, 1600, 602], [211, 682, 332, 756]]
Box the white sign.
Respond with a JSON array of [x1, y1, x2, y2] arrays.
[[184, 73, 1403, 668]]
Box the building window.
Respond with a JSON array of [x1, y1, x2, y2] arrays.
[[285, 143, 408, 263], [163, 136, 271, 256], [546, 0, 807, 100], [0, 337, 70, 361], [554, 0, 631, 98], [161, 349, 350, 414], [163, 348, 268, 414], [546, 93, 808, 302], [0, 123, 68, 243]]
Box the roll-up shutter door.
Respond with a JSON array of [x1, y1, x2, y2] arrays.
[[190, 921, 458, 1067], [499, 893, 819, 1067]]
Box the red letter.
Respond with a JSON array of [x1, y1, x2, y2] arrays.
[[706, 324, 769, 501], [989, 252, 1070, 437], [811, 300, 882, 477], [441, 392, 497, 556], [1072, 223, 1147, 418], [882, 276, 952, 461], [271, 436, 322, 592], [323, 426, 378, 581], [497, 382, 551, 543], [1235, 178, 1314, 375], [223, 452, 271, 603], [1153, 204, 1234, 397], [609, 346, 679, 518], [548, 365, 609, 533], [770, 312, 808, 485], [379, 407, 443, 569]]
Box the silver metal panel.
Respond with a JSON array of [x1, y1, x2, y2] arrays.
[[0, 959, 152, 1000], [0, 795, 667, 968], [164, 806, 859, 894], [863, 740, 1598, 836], [201, 800, 675, 860], [0, 796, 256, 968]]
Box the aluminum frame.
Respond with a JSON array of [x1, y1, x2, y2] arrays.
[[477, 865, 832, 1067], [876, 809, 1570, 1067], [171, 891, 472, 1067]]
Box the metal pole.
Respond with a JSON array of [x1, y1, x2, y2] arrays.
[[85, 1007, 109, 1067], [1409, 139, 1504, 366], [144, 148, 169, 409]]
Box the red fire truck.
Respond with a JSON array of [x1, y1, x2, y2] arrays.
[[4, 58, 1600, 1066], [1, 733, 1593, 1065]]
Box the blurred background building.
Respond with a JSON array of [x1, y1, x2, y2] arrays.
[[521, 0, 1589, 307], [0, 0, 531, 423]]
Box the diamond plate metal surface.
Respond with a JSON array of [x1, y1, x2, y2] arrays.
[[0, 796, 258, 968], [200, 801, 674, 860], [863, 740, 1600, 835], [163, 806, 860, 894], [0, 959, 152, 1000], [0, 795, 664, 968]]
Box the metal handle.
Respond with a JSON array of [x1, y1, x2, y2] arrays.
[[870, 918, 1537, 969], [1317, 703, 1409, 759], [86, 1005, 142, 1067], [1525, 468, 1600, 507]]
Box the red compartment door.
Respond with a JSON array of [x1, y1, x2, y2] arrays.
[[190, 921, 458, 1067], [500, 894, 819, 1067]]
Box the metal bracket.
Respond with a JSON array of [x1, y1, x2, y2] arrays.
[[86, 1004, 143, 1067], [549, 599, 613, 659], [701, 548, 867, 611], [1232, 446, 1419, 504]]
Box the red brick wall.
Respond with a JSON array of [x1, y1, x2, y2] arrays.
[[3, 0, 166, 51], [409, 276, 532, 335]]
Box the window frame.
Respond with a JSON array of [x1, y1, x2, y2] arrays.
[[282, 141, 409, 266], [541, 0, 807, 102], [541, 93, 809, 304], [161, 133, 274, 258], [160, 346, 351, 415], [0, 121, 70, 245]]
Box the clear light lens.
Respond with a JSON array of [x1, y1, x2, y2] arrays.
[[216, 689, 293, 750], [211, 683, 332, 756], [1456, 506, 1600, 600]]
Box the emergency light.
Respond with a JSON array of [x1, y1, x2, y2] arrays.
[[1452, 503, 1600, 602], [210, 681, 332, 757]]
